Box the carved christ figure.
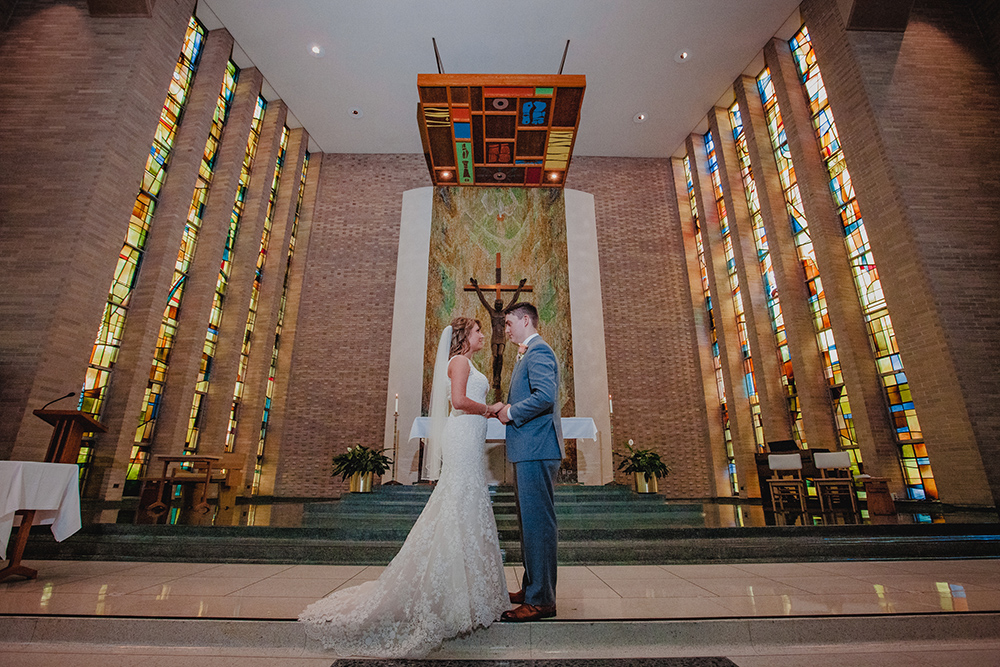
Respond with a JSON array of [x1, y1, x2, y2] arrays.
[[469, 276, 527, 400]]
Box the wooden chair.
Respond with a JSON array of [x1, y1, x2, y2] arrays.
[[811, 451, 858, 515], [767, 453, 806, 513], [137, 453, 243, 523]]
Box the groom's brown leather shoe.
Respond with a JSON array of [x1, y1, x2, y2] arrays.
[[501, 603, 557, 622], [509, 589, 525, 604]]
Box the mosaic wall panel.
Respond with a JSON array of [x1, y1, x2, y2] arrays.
[[424, 187, 574, 420]]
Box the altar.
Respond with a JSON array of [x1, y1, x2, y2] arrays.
[[407, 417, 599, 485], [383, 187, 613, 487], [0, 461, 82, 581]]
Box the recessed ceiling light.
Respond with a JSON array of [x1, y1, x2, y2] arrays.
[[349, 107, 363, 118], [633, 112, 648, 123], [674, 49, 691, 63], [310, 44, 325, 57]]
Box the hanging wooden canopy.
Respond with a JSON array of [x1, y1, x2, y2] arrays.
[[417, 73, 586, 188]]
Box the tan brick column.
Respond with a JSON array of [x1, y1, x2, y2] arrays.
[[228, 129, 308, 493], [253, 151, 324, 512], [195, 100, 289, 450], [150, 66, 264, 455], [707, 106, 793, 445], [801, 0, 997, 507], [732, 74, 841, 454], [85, 28, 235, 500], [671, 158, 731, 498], [686, 134, 761, 498], [764, 37, 903, 488]]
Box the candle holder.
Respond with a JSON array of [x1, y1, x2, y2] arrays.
[[384, 404, 402, 485]]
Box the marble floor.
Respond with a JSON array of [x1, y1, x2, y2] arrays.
[[2, 558, 1000, 620], [1, 557, 1000, 664]]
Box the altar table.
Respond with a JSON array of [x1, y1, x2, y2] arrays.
[[0, 461, 82, 581]]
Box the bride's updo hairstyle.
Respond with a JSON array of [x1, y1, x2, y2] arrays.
[[449, 316, 481, 357]]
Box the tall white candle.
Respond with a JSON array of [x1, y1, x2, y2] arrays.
[[394, 393, 399, 414]]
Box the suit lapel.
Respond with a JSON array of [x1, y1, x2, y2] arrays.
[[508, 337, 535, 402]]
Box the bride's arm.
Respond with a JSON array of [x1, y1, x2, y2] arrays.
[[448, 356, 491, 415]]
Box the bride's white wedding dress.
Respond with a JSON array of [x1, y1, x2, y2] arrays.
[[299, 357, 508, 657]]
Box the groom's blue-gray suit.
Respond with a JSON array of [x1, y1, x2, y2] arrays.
[[506, 335, 562, 608]]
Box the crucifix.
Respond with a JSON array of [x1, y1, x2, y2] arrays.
[[465, 253, 532, 401]]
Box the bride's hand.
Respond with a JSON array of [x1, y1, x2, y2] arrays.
[[486, 402, 503, 418]]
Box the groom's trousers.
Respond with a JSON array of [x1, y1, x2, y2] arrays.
[[513, 459, 560, 607]]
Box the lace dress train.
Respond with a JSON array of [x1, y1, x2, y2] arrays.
[[299, 359, 507, 657]]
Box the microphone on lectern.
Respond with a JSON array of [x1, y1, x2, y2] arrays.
[[40, 391, 76, 411]]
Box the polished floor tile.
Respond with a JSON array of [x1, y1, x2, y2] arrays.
[[603, 578, 716, 599], [679, 577, 811, 597], [265, 564, 365, 579], [2, 558, 999, 624], [133, 577, 258, 597], [660, 564, 755, 579]]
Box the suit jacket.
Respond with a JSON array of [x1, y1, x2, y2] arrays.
[[505, 335, 563, 462]]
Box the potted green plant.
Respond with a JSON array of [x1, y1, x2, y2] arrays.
[[616, 439, 671, 494], [331, 445, 394, 493]]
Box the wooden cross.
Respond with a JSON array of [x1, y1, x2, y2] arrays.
[[464, 253, 533, 300]]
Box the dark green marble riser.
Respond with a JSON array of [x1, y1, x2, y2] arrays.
[[23, 523, 1000, 565]]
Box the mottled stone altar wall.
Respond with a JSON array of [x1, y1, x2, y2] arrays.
[[424, 187, 574, 416]]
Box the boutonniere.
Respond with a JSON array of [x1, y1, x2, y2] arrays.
[[516, 343, 528, 361]]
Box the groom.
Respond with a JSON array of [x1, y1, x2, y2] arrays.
[[496, 302, 562, 622]]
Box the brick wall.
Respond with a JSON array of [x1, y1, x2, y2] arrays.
[[274, 154, 429, 497], [0, 0, 196, 460], [274, 154, 715, 498], [562, 157, 713, 498]]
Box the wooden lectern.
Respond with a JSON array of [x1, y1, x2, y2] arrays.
[[32, 409, 106, 464], [0, 410, 104, 582]]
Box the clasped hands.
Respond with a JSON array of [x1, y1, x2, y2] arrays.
[[484, 402, 512, 423]]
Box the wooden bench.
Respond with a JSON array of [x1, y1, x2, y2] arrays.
[[137, 454, 242, 523]]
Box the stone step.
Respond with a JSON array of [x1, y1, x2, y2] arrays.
[[299, 514, 709, 535], [23, 522, 1000, 565], [5, 612, 999, 660], [307, 499, 700, 517]]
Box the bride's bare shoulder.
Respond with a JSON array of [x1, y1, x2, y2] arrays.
[[448, 355, 471, 374]]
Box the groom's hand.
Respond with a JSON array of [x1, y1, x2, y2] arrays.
[[498, 404, 512, 424], [487, 402, 504, 418]]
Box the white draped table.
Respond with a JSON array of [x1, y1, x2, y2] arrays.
[[0, 461, 82, 580], [408, 416, 598, 442]]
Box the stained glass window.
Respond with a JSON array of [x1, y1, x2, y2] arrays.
[[81, 16, 205, 420], [684, 156, 739, 495], [222, 126, 289, 452], [126, 61, 239, 478], [78, 16, 205, 477], [185, 96, 268, 452], [729, 103, 806, 446], [705, 131, 765, 451], [790, 25, 933, 499], [757, 67, 859, 454]]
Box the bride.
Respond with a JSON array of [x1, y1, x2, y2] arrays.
[[299, 317, 509, 657]]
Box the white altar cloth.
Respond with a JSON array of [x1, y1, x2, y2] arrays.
[[408, 416, 598, 442], [0, 461, 82, 559]]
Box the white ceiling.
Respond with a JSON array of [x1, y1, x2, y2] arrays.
[[198, 0, 805, 158]]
